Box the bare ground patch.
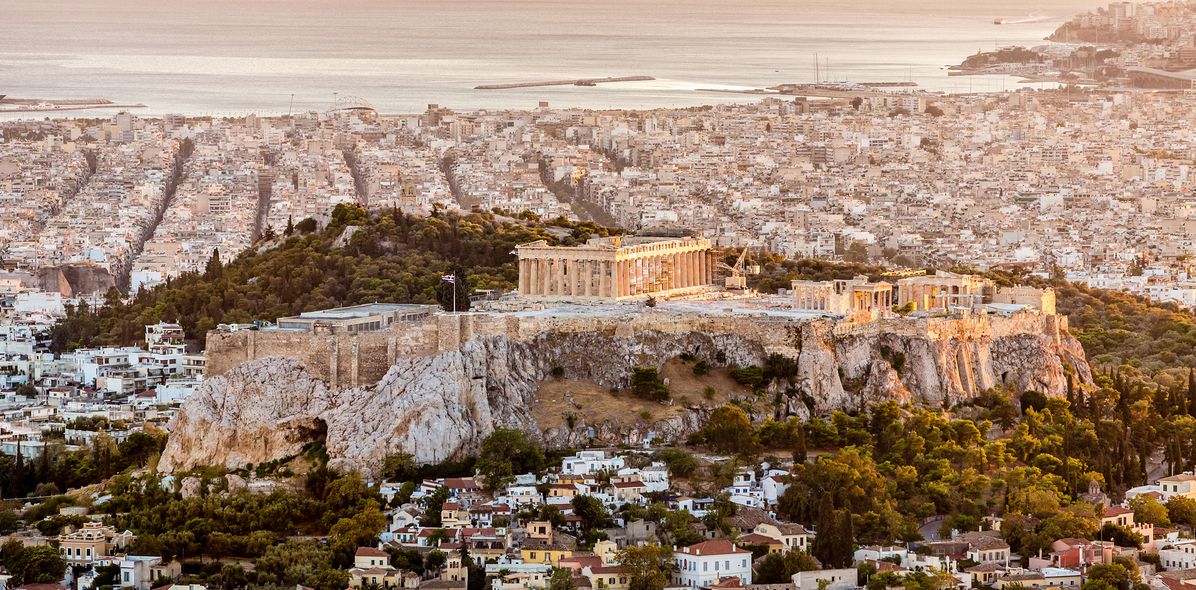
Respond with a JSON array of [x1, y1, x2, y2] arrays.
[[531, 358, 754, 430]]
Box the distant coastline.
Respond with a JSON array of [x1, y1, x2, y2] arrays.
[[0, 97, 147, 113]]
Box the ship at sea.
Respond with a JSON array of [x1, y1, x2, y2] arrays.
[[994, 18, 1008, 24]]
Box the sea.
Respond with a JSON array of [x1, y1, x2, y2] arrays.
[[0, 0, 1104, 118]]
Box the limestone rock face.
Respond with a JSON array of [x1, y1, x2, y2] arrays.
[[157, 359, 332, 474], [160, 317, 1092, 476]]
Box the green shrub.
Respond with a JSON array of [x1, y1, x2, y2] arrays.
[[630, 366, 670, 401]]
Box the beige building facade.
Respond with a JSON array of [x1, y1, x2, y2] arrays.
[[991, 285, 1057, 315], [896, 271, 992, 312], [516, 236, 714, 300], [896, 271, 1056, 315], [58, 521, 135, 565]]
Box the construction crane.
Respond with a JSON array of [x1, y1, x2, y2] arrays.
[[715, 247, 761, 290]]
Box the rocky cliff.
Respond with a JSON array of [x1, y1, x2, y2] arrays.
[[158, 312, 1092, 476]]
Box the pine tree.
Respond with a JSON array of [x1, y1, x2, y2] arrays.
[[285, 215, 294, 236]]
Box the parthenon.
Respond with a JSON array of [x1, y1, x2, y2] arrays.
[[515, 236, 714, 300]]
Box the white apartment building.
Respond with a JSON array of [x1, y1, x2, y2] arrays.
[[673, 540, 753, 588], [1160, 539, 1196, 571]]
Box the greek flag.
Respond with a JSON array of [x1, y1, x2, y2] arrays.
[[441, 274, 456, 283]]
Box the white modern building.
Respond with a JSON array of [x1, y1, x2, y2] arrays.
[[561, 450, 626, 475]]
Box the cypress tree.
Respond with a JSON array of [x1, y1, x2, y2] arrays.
[[812, 494, 838, 567], [835, 509, 855, 568], [12, 445, 25, 497], [204, 248, 223, 280], [793, 426, 808, 464], [1189, 368, 1196, 416]]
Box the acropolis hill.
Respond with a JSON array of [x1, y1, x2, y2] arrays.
[[161, 239, 1093, 475]]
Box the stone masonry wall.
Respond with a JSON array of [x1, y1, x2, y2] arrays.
[[204, 309, 1068, 388]]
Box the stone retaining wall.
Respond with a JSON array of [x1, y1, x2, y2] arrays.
[[205, 309, 1064, 388]]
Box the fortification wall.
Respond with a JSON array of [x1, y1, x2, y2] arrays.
[[205, 319, 440, 387], [204, 309, 1062, 388]]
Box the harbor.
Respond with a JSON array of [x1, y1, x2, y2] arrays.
[[0, 96, 147, 113], [474, 75, 654, 90]]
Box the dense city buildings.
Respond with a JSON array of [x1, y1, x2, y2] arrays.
[[6, 83, 1196, 311]]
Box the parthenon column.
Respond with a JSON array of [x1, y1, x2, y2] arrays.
[[661, 254, 670, 291], [675, 253, 683, 289], [613, 261, 621, 297], [569, 258, 579, 296], [646, 256, 654, 293], [527, 259, 537, 295], [650, 257, 657, 293], [616, 261, 625, 297], [643, 257, 650, 294], [520, 259, 530, 295], [687, 252, 696, 288], [598, 261, 609, 298], [542, 259, 553, 295], [635, 259, 643, 295], [582, 260, 592, 297], [617, 257, 626, 296], [668, 254, 678, 290], [612, 261, 621, 298], [594, 260, 602, 297], [684, 250, 693, 287], [556, 258, 566, 295], [673, 253, 682, 289], [660, 252, 669, 289]]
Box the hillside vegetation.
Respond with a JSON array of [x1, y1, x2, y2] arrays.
[[49, 206, 615, 351], [16, 212, 1196, 588], [50, 208, 1196, 393]]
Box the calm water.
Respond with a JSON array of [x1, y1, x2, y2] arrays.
[[0, 0, 1102, 117]]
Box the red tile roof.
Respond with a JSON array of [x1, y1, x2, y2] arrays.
[[356, 547, 390, 558], [676, 539, 750, 556]]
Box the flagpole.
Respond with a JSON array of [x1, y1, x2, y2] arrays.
[[442, 272, 459, 314]]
